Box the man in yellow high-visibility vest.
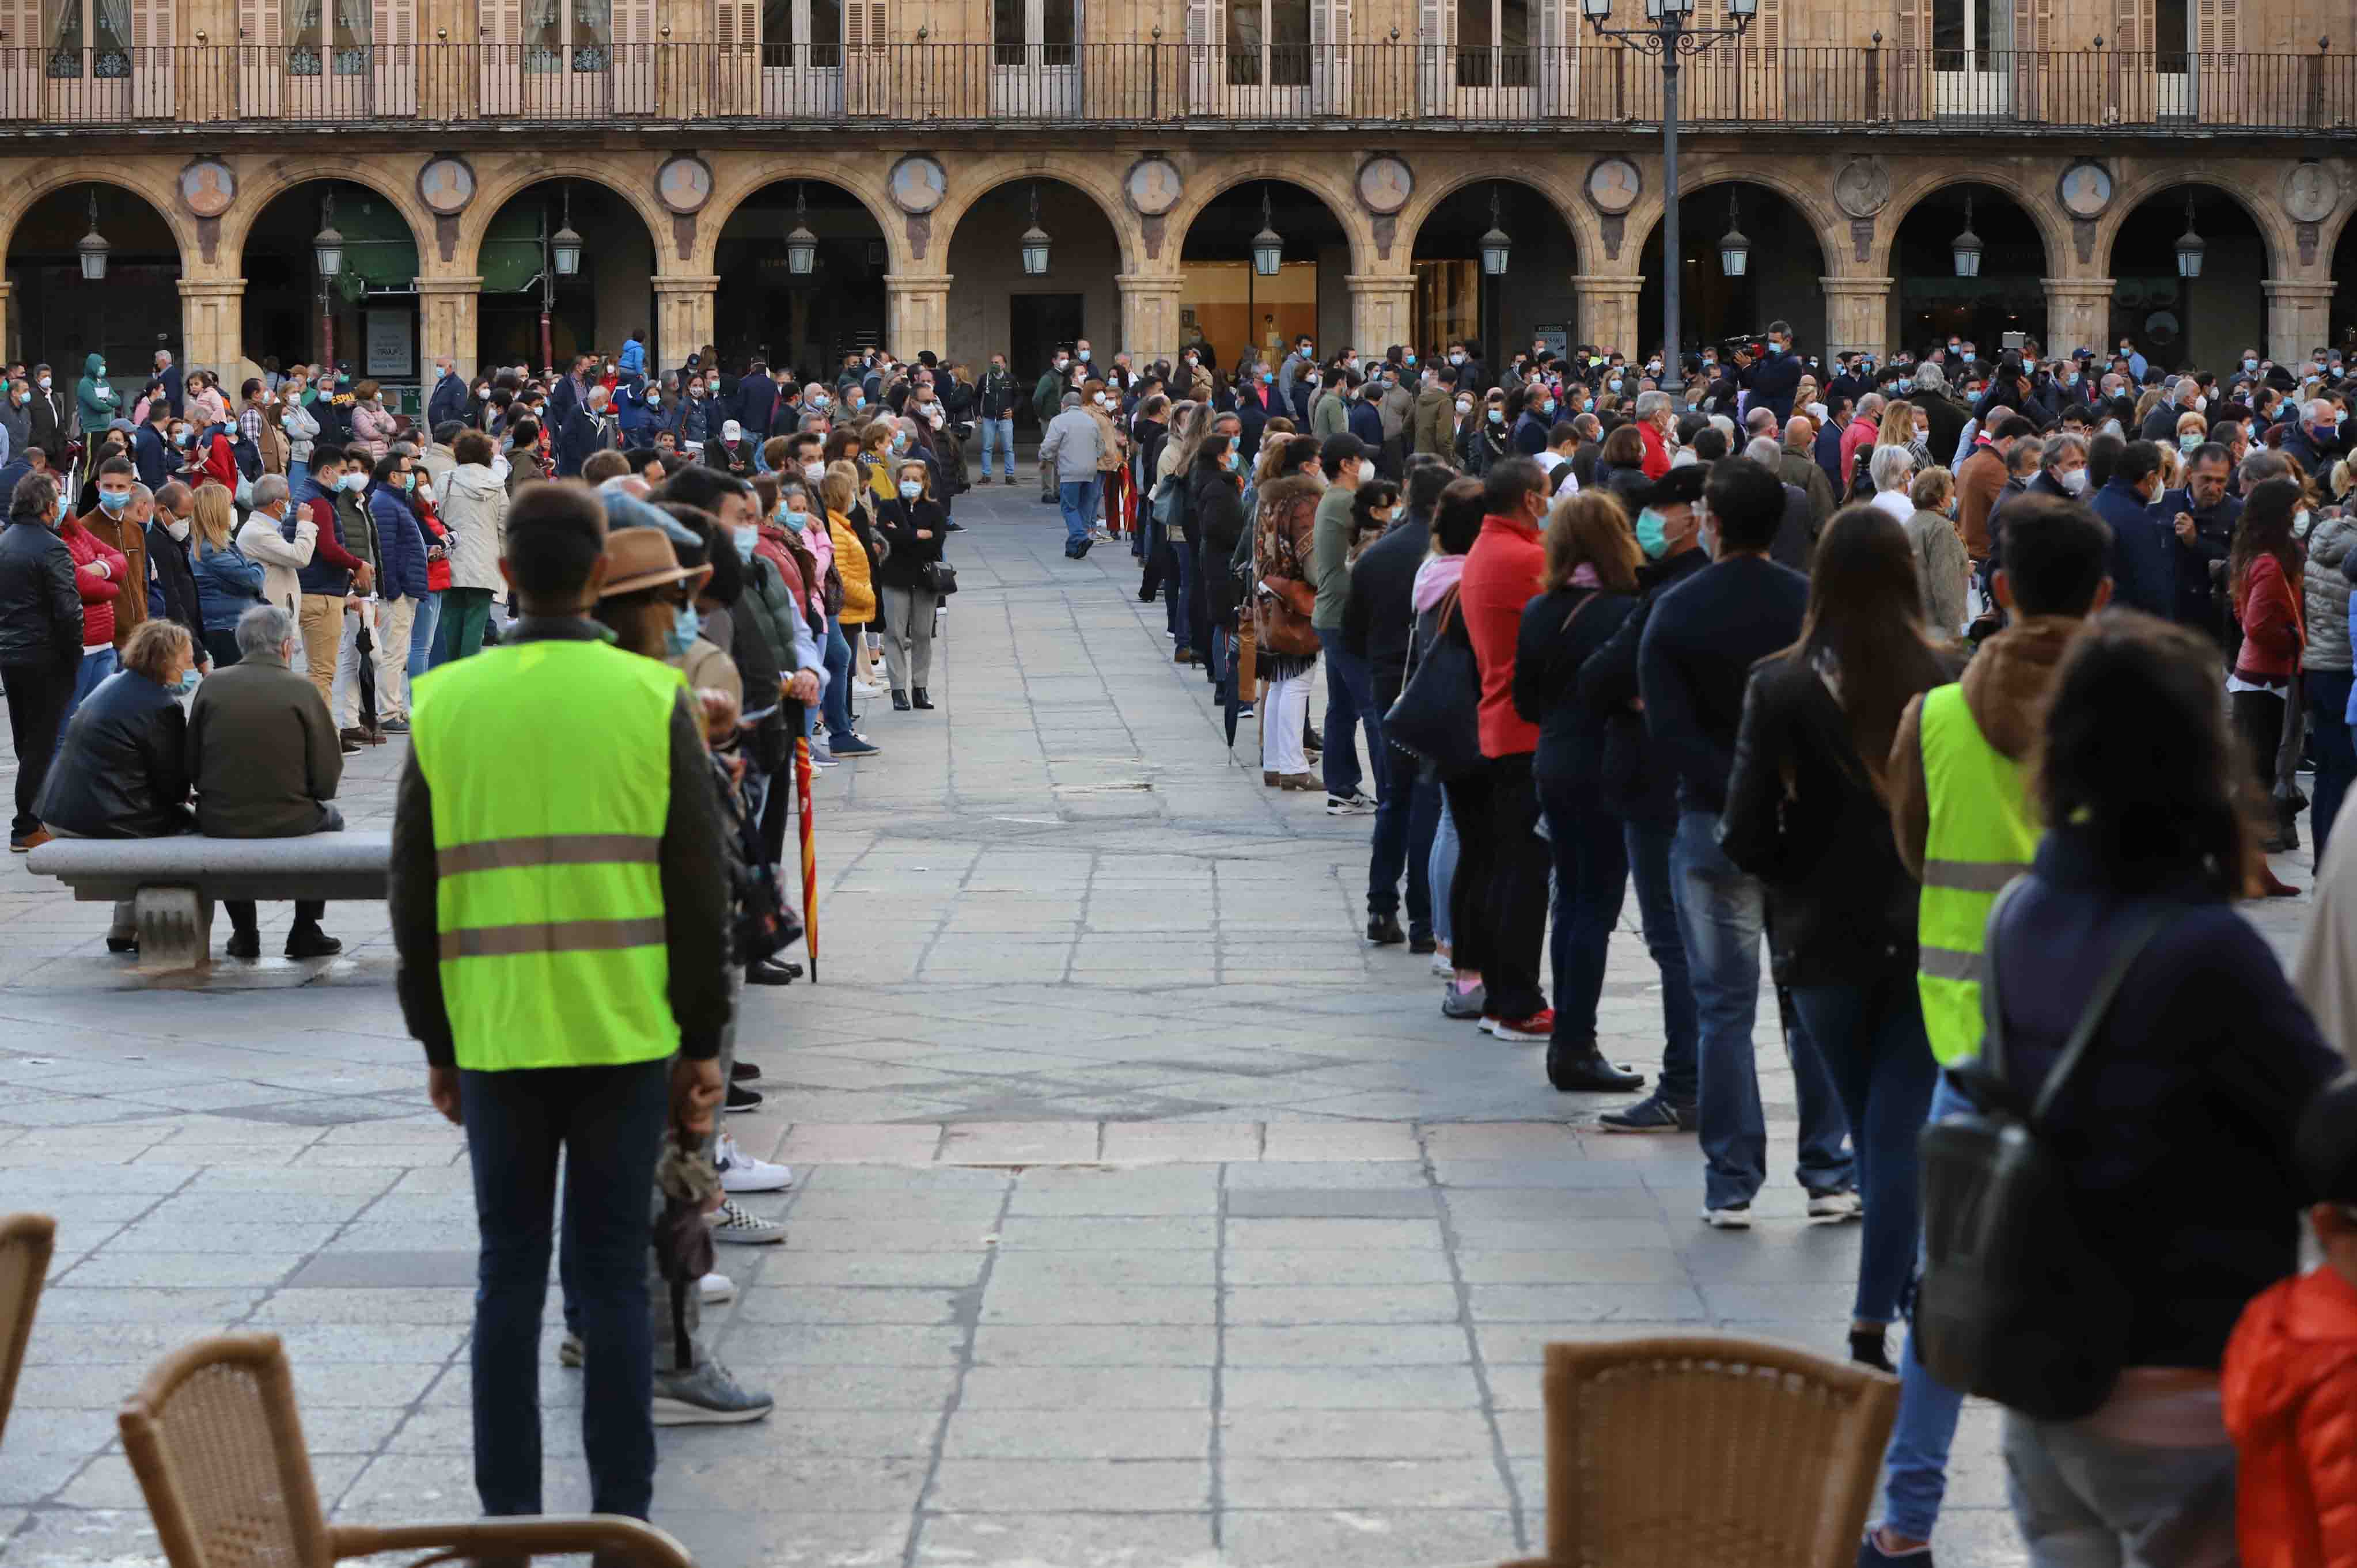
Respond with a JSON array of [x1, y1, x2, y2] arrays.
[[389, 480, 732, 1524], [1855, 493, 2112, 1567]]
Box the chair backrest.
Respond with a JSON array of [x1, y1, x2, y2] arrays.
[[0, 1211, 56, 1448], [118, 1332, 334, 1568], [1541, 1335, 1901, 1568]]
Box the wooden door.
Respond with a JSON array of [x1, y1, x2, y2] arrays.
[[612, 0, 654, 111], [1186, 0, 1226, 111], [479, 0, 521, 115], [373, 0, 416, 116]]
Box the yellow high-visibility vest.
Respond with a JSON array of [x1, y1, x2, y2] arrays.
[[410, 637, 685, 1072], [1915, 682, 2039, 1067]]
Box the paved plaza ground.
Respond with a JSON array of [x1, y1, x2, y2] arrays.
[[0, 481, 2318, 1566]]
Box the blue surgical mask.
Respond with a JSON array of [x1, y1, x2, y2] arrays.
[[1487, 408, 1503, 424], [898, 480, 923, 500], [891, 432, 910, 453], [1579, 398, 1594, 413], [175, 667, 200, 695], [1608, 379, 1623, 394], [1634, 507, 1671, 559], [664, 603, 702, 657], [1077, 348, 1091, 363], [1961, 351, 1975, 364], [2178, 433, 2204, 455], [733, 527, 758, 562], [2244, 358, 2259, 373], [97, 489, 128, 514]]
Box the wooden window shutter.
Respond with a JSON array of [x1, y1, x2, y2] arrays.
[[718, 0, 756, 47], [373, 0, 416, 115], [1756, 0, 1779, 51], [1894, 0, 1926, 51], [0, 0, 40, 120], [613, 0, 655, 109], [1316, 0, 1350, 48], [479, 0, 522, 114], [2196, 0, 2236, 52], [1419, 0, 1449, 46], [846, 1, 886, 50], [2113, 0, 2145, 51], [132, 0, 173, 116], [1185, 0, 1221, 44]]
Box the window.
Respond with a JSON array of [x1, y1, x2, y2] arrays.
[[1228, 0, 1310, 86], [764, 0, 843, 67], [994, 0, 1076, 65], [46, 0, 132, 78], [2155, 0, 2190, 74], [1456, 0, 1530, 88], [285, 0, 371, 77], [523, 0, 608, 72]]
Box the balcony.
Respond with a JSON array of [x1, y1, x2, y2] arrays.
[[0, 43, 2350, 136]]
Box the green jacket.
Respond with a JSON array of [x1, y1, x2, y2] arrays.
[[1311, 390, 1348, 442], [74, 351, 117, 436], [336, 487, 379, 580], [1310, 484, 1355, 632], [1032, 369, 1064, 428]]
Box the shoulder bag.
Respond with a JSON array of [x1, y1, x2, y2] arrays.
[[1384, 589, 1486, 780], [922, 560, 958, 598], [1913, 885, 2176, 1422]]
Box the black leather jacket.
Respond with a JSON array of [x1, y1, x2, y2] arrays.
[[0, 517, 82, 669], [34, 669, 194, 838]]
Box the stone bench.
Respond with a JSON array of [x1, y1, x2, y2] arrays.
[[25, 832, 389, 974]]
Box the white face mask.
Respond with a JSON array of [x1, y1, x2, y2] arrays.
[[166, 518, 190, 541]]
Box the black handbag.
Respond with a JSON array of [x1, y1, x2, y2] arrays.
[[922, 560, 958, 597], [1384, 590, 1486, 779], [1913, 885, 2175, 1422]]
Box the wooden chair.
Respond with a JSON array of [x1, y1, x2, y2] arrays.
[[1521, 1335, 1901, 1568], [119, 1332, 696, 1568], [0, 1212, 56, 1448]]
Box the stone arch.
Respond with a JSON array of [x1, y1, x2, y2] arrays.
[[1165, 157, 1375, 276], [221, 158, 433, 276], [458, 156, 674, 280], [1621, 160, 1847, 276], [2095, 166, 2295, 282], [929, 157, 1143, 276], [2316, 184, 2357, 278], [1872, 166, 2067, 280], [1395, 162, 1596, 275], [695, 156, 901, 277], [0, 161, 199, 275]]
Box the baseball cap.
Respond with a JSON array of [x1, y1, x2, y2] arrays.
[[1635, 464, 1710, 509], [1319, 432, 1371, 468]]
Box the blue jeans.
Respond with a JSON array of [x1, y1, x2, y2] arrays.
[[1877, 1069, 1973, 1542], [977, 417, 1015, 477], [1059, 479, 1097, 553], [2311, 668, 2355, 856], [821, 614, 855, 741], [1430, 792, 1459, 948], [1624, 816, 1699, 1105], [406, 590, 443, 682], [1165, 531, 1195, 649], [287, 460, 309, 496], [54, 644, 118, 760], [1314, 627, 1379, 800], [1369, 738, 1439, 931], [1540, 776, 1627, 1043], [458, 1059, 668, 1520], [1788, 974, 1939, 1323], [1669, 810, 1854, 1210]]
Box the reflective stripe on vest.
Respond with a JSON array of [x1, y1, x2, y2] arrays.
[[410, 637, 685, 1073], [1915, 682, 2039, 1067]]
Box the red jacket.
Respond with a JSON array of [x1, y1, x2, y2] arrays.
[[2222, 1264, 2357, 1568], [1459, 512, 1545, 759], [58, 518, 127, 649], [2236, 551, 2305, 682], [1637, 419, 1672, 480]]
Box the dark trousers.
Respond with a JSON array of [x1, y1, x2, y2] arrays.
[[1540, 775, 1629, 1047], [1624, 815, 1699, 1105], [1314, 627, 1380, 800], [222, 898, 325, 933], [2230, 686, 2287, 825], [203, 628, 242, 669], [2, 659, 67, 839], [1367, 737, 1438, 930], [1163, 534, 1195, 653], [1442, 753, 1549, 1020], [2310, 670, 2356, 856], [459, 1059, 669, 1520]]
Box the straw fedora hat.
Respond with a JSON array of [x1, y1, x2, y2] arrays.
[[600, 526, 713, 599]]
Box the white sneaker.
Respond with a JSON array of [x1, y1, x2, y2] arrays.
[[699, 1270, 735, 1304], [1325, 792, 1377, 817], [716, 1133, 794, 1194], [1700, 1203, 1753, 1230], [707, 1198, 786, 1245], [854, 679, 888, 698], [1806, 1186, 1863, 1221]]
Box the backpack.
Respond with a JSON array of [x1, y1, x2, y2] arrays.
[[1913, 885, 2176, 1422]]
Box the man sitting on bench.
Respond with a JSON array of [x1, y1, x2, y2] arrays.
[[188, 603, 346, 960]]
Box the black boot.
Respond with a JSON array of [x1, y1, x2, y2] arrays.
[[224, 928, 261, 960], [891, 689, 911, 712], [746, 958, 802, 986], [911, 688, 934, 710], [285, 924, 344, 960], [1545, 1038, 1646, 1092], [1366, 913, 1406, 946]]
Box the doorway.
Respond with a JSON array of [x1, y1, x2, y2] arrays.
[[1010, 293, 1083, 428]]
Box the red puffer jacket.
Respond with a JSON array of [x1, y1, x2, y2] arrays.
[[58, 517, 128, 648], [2223, 1263, 2357, 1568]]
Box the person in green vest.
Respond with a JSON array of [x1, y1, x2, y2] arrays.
[[1855, 491, 2114, 1568], [388, 479, 733, 1525]]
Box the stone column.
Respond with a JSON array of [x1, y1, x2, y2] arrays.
[[1345, 274, 1416, 357], [2041, 278, 2117, 360], [415, 276, 483, 383], [177, 279, 245, 378], [1117, 274, 1185, 367], [2264, 279, 2337, 369], [1820, 276, 1893, 359], [1571, 275, 1643, 359], [884, 275, 953, 356], [651, 275, 719, 369], [0, 282, 13, 369]]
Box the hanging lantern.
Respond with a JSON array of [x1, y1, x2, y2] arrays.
[[310, 190, 342, 280], [551, 184, 582, 277], [77, 188, 109, 282], [1479, 187, 1511, 277], [1718, 189, 1750, 278], [2174, 191, 2206, 280], [1020, 184, 1052, 277], [1581, 0, 1612, 16], [786, 184, 818, 276], [1950, 192, 1984, 279], [1252, 186, 1284, 278]]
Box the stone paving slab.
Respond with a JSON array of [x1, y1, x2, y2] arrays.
[[3, 484, 2321, 1567]]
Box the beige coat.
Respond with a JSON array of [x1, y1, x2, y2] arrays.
[[236, 509, 317, 618]]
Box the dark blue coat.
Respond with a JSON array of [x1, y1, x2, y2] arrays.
[[426, 369, 467, 430], [554, 406, 615, 478], [157, 362, 184, 422], [131, 424, 169, 491], [369, 484, 431, 602], [2092, 477, 2174, 618]]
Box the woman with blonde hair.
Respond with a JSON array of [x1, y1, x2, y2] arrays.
[[188, 482, 264, 667], [873, 457, 946, 711], [1878, 398, 1920, 457], [2174, 407, 2210, 459], [1510, 488, 1650, 1091]]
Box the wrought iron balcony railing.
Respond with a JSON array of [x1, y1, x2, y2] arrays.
[[0, 43, 2349, 134]]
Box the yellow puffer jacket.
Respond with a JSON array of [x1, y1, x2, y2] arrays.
[[828, 510, 876, 623]]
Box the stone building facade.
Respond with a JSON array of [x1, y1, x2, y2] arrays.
[[0, 0, 2350, 384]]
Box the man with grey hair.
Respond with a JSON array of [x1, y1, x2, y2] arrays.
[[2139, 375, 2204, 443], [1038, 389, 1106, 559], [2241, 445, 2294, 492], [1746, 435, 1815, 570], [188, 601, 344, 960], [234, 471, 314, 622], [2283, 397, 2348, 480]]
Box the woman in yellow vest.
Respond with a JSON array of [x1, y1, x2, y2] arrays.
[[1718, 504, 1960, 1376]]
